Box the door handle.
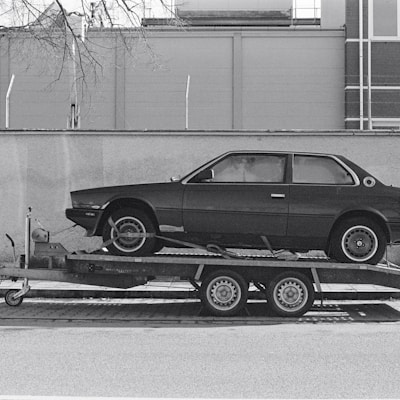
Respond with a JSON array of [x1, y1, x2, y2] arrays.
[[271, 193, 286, 199]]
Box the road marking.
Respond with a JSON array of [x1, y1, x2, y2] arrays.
[[0, 397, 223, 400], [0, 397, 194, 400]]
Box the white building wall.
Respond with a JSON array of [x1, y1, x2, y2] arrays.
[[321, 0, 346, 28], [242, 32, 345, 129]]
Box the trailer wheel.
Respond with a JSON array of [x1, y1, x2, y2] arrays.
[[200, 270, 248, 317], [5, 289, 24, 307], [266, 271, 314, 317]]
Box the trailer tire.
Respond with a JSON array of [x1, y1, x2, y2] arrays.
[[102, 208, 157, 256], [266, 271, 314, 317], [5, 289, 23, 307], [200, 270, 248, 317]]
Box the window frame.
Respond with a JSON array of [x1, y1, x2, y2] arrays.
[[371, 0, 400, 40], [290, 154, 359, 186], [184, 152, 289, 185]]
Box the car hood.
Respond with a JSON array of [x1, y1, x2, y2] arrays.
[[70, 182, 182, 208]]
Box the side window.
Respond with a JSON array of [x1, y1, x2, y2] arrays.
[[212, 155, 286, 183], [293, 155, 354, 185]]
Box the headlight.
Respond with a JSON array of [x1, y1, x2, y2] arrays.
[[72, 200, 101, 209]]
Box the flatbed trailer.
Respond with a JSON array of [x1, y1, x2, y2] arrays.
[[3, 248, 400, 317], [2, 210, 400, 317]]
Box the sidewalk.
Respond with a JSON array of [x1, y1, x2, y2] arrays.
[[1, 279, 400, 300]]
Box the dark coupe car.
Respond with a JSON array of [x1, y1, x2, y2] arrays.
[[66, 151, 400, 264]]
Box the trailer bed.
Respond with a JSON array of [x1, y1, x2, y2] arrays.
[[2, 248, 400, 317]]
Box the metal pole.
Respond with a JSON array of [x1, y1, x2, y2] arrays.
[[25, 207, 32, 270], [367, 0, 373, 130], [70, 40, 80, 129], [185, 74, 190, 129], [20, 206, 32, 298], [5, 74, 15, 129], [359, 0, 364, 129]]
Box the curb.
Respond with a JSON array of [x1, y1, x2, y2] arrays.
[[1, 289, 400, 301]]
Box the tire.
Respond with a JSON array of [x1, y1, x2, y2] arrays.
[[266, 271, 314, 317], [5, 289, 23, 307], [200, 270, 248, 317], [102, 208, 157, 256], [329, 217, 386, 264]]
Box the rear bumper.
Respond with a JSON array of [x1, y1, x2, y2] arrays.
[[388, 221, 400, 243], [65, 208, 103, 236]]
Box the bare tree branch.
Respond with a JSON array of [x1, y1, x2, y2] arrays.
[[0, 0, 181, 127]]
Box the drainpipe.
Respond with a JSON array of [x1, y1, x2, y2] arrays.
[[367, 0, 373, 130], [359, 0, 364, 130], [185, 74, 190, 129]]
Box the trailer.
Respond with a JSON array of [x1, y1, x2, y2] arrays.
[[2, 209, 400, 317]]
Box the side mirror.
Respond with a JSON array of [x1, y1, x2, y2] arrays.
[[195, 169, 214, 182]]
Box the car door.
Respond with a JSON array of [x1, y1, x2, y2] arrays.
[[182, 153, 289, 244], [287, 154, 358, 248]]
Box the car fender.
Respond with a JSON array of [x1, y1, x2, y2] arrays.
[[94, 195, 159, 235], [330, 206, 390, 240]]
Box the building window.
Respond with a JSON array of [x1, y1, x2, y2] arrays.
[[373, 0, 399, 37], [293, 0, 321, 19], [372, 119, 400, 129]]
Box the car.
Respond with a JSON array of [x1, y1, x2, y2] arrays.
[[65, 151, 400, 264]]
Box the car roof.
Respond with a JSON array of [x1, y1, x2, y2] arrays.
[[221, 150, 345, 159]]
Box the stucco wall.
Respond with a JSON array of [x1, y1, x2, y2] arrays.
[[1, 129, 400, 261]]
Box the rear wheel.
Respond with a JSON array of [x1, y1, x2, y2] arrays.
[[102, 208, 157, 256], [330, 217, 386, 264], [200, 270, 248, 317], [266, 271, 314, 317]]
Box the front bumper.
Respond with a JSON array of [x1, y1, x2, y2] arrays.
[[65, 208, 103, 236]]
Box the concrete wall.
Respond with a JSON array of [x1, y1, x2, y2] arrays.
[[0, 28, 345, 131], [1, 129, 400, 261]]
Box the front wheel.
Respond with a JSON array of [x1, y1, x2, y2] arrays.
[[329, 217, 386, 264], [266, 271, 314, 317], [102, 208, 157, 256], [5, 289, 23, 307], [200, 270, 248, 317]]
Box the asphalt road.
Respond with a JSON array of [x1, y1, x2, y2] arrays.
[[1, 299, 400, 398]]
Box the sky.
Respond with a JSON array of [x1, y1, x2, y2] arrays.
[[0, 0, 173, 27]]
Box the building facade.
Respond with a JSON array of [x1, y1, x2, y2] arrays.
[[345, 0, 400, 129], [1, 0, 398, 131]]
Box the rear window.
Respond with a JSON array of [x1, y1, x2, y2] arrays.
[[293, 155, 354, 185]]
